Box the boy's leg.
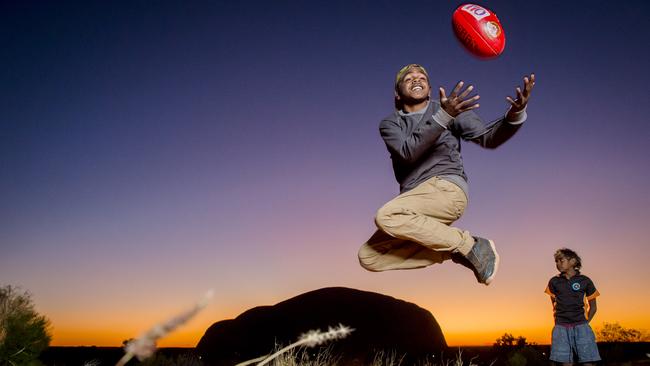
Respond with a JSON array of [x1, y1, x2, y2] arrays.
[[574, 324, 601, 364], [550, 325, 574, 364], [375, 176, 474, 255]]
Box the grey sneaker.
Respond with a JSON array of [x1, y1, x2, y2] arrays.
[[456, 237, 499, 285]]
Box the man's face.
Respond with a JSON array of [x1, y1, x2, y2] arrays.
[[397, 69, 431, 104]]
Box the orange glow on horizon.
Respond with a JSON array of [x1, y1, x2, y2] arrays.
[[53, 329, 550, 348], [50, 319, 650, 348]]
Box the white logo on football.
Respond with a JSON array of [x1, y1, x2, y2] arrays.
[[461, 4, 491, 21], [485, 21, 501, 38]]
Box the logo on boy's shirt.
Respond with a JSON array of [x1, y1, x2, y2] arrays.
[[571, 282, 581, 291]]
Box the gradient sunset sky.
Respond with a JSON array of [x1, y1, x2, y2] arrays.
[[2, 0, 649, 347]]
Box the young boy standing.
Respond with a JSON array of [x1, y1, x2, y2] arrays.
[[545, 248, 601, 365]]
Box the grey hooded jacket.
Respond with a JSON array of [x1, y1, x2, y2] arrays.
[[380, 100, 523, 194]]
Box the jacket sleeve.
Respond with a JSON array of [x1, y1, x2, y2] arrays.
[[452, 111, 523, 149], [379, 113, 446, 164]]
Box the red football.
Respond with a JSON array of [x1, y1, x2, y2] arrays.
[[452, 3, 506, 59]]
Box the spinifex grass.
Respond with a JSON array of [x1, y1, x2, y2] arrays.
[[115, 290, 213, 366], [235, 324, 353, 366]]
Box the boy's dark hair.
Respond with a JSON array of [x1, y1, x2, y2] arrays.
[[554, 248, 582, 270]]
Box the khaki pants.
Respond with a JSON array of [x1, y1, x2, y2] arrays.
[[358, 176, 475, 271]]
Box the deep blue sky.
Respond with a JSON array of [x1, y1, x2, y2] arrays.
[[1, 0, 649, 346]]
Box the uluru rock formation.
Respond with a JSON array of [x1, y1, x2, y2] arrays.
[[196, 287, 447, 365]]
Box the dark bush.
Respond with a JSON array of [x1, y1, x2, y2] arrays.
[[0, 285, 52, 366]]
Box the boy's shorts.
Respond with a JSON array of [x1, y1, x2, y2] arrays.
[[550, 323, 601, 363]]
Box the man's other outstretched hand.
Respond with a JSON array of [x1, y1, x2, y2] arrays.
[[505, 73, 535, 121], [439, 81, 480, 118]]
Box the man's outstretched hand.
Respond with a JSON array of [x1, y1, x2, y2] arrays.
[[439, 81, 480, 117], [506, 73, 535, 120]]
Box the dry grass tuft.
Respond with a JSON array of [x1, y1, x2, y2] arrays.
[[116, 290, 213, 366], [235, 324, 353, 366]]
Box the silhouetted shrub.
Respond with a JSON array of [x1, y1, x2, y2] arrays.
[[494, 333, 532, 350], [493, 333, 545, 366], [0, 285, 52, 366], [596, 322, 650, 342]]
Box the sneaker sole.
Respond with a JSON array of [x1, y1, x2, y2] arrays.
[[484, 239, 499, 286]]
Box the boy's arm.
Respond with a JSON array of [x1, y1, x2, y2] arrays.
[[587, 298, 597, 322], [544, 284, 556, 307], [585, 277, 600, 322]]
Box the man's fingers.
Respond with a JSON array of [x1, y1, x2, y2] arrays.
[[507, 73, 535, 109], [456, 95, 480, 109], [439, 87, 447, 101], [525, 75, 536, 94], [450, 81, 463, 98], [525, 73, 535, 91], [461, 103, 480, 111], [458, 85, 474, 99], [457, 105, 480, 114], [525, 83, 534, 94]]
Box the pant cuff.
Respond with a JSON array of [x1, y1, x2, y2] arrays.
[[456, 235, 475, 256]]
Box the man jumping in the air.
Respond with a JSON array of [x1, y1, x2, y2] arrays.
[[358, 64, 535, 285]]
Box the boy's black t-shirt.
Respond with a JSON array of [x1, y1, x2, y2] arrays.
[[545, 273, 600, 324]]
